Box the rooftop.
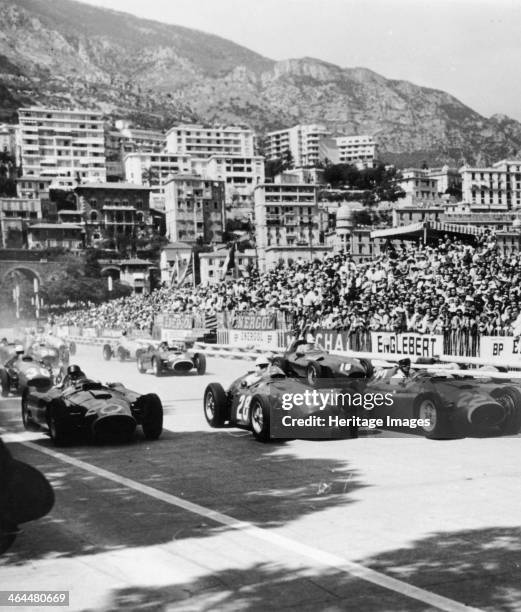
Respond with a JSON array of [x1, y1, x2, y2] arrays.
[[75, 182, 151, 191]]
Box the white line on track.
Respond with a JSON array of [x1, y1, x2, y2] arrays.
[[4, 431, 483, 612]]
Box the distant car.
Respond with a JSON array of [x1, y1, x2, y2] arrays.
[[0, 356, 54, 398], [102, 337, 158, 362], [273, 339, 373, 387], [203, 366, 358, 442], [27, 342, 67, 384], [21, 376, 164, 446], [366, 366, 521, 438], [0, 340, 18, 364], [137, 341, 206, 376], [27, 334, 75, 361]]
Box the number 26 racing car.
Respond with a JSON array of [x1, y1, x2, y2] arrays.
[[203, 361, 358, 442], [0, 354, 56, 398], [21, 366, 164, 446], [137, 341, 206, 376]]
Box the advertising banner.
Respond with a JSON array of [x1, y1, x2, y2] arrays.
[[228, 329, 280, 348], [313, 330, 352, 353], [157, 314, 193, 330], [228, 312, 277, 330], [370, 332, 443, 357], [480, 336, 521, 363]]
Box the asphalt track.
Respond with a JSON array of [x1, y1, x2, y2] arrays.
[[1, 345, 520, 612]]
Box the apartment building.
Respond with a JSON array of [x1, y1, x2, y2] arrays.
[[0, 197, 42, 247], [460, 159, 521, 209], [398, 169, 443, 206], [254, 182, 331, 271], [264, 124, 331, 168], [335, 135, 377, 167], [199, 248, 256, 284], [124, 152, 192, 196], [18, 107, 106, 186], [164, 175, 225, 243], [424, 165, 461, 196], [165, 124, 255, 158], [16, 176, 51, 201]]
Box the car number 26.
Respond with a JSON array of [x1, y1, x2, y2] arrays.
[[236, 395, 252, 424]]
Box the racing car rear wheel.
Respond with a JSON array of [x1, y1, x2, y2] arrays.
[[204, 383, 228, 427], [47, 399, 69, 446], [21, 389, 37, 431], [307, 361, 325, 387], [491, 387, 521, 435], [194, 353, 206, 375], [141, 394, 163, 440], [415, 395, 449, 439], [103, 345, 112, 361], [69, 342, 76, 356], [0, 370, 8, 397], [250, 395, 271, 442], [136, 354, 147, 373], [152, 357, 162, 377], [117, 347, 127, 362]]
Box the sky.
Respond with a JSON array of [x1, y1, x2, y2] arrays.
[[79, 0, 521, 121]]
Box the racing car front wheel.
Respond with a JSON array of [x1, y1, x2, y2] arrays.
[[250, 395, 271, 442], [21, 390, 37, 431], [194, 353, 206, 375], [103, 345, 112, 361], [117, 347, 127, 362], [47, 399, 70, 446], [69, 342, 76, 356], [140, 393, 163, 440], [307, 361, 325, 387], [0, 370, 8, 397], [136, 354, 147, 374], [204, 383, 228, 427], [415, 395, 450, 439], [491, 387, 521, 435], [152, 357, 162, 377]]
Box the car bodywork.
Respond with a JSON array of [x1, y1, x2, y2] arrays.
[[203, 367, 358, 442], [102, 337, 159, 362], [273, 341, 373, 387], [22, 378, 163, 445], [366, 367, 521, 438], [137, 341, 206, 376], [27, 342, 67, 384], [0, 356, 54, 397]]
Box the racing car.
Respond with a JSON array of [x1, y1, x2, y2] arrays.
[[102, 336, 158, 362], [203, 365, 358, 442], [21, 366, 164, 445], [0, 354, 54, 398], [137, 341, 206, 376], [27, 342, 67, 384], [366, 362, 521, 439], [272, 338, 373, 387]]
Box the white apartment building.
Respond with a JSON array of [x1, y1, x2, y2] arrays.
[[254, 182, 331, 271], [264, 124, 331, 168], [18, 107, 106, 186], [335, 135, 377, 167], [460, 159, 521, 209], [124, 152, 192, 193], [398, 169, 444, 206], [165, 124, 255, 158], [192, 155, 265, 206]]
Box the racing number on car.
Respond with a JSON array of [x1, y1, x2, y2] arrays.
[[339, 363, 352, 372], [236, 395, 252, 424]]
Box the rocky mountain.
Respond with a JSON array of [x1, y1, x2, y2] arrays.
[[1, 0, 521, 166]]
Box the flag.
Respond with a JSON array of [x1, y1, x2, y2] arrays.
[[221, 242, 236, 280], [177, 253, 193, 287]]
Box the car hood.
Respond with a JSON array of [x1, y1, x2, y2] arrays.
[[65, 389, 132, 417]]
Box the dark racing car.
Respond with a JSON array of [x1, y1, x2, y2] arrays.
[[366, 361, 521, 438], [273, 339, 373, 387], [0, 352, 55, 398], [203, 360, 358, 442], [137, 341, 206, 376], [21, 365, 163, 445], [27, 342, 67, 384], [102, 336, 158, 362]]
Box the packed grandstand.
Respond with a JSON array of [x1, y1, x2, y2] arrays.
[[55, 235, 521, 339]]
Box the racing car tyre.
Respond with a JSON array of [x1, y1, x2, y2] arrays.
[[47, 399, 70, 446], [358, 359, 374, 379], [306, 361, 325, 387], [103, 344, 112, 361], [491, 387, 521, 435], [117, 347, 127, 362], [141, 393, 163, 440], [136, 353, 147, 374], [250, 395, 271, 442], [0, 370, 8, 397], [21, 389, 37, 431], [204, 383, 228, 427], [414, 395, 450, 439], [152, 357, 162, 377], [194, 353, 206, 375], [69, 342, 76, 356], [272, 357, 289, 375]]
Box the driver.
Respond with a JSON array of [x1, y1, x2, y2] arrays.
[[389, 358, 412, 380], [244, 355, 271, 386], [61, 364, 87, 388], [5, 345, 26, 369]]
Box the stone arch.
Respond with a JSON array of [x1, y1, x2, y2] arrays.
[[2, 265, 42, 286], [100, 265, 120, 280]]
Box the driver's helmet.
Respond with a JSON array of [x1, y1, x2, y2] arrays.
[[398, 358, 411, 374], [14, 345, 24, 355], [66, 364, 86, 382]]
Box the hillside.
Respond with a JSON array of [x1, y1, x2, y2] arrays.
[[1, 0, 521, 166]]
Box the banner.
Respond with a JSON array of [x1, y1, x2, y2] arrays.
[[228, 312, 277, 330], [157, 314, 193, 330], [229, 329, 280, 348], [313, 330, 352, 353], [480, 336, 521, 363], [370, 332, 443, 357]]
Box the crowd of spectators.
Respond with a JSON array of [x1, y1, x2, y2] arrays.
[[56, 235, 521, 339]]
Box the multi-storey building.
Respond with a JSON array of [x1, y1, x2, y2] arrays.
[[254, 182, 331, 271], [398, 169, 443, 206], [27, 223, 84, 250], [199, 248, 256, 284], [164, 175, 225, 243], [335, 135, 377, 168], [460, 159, 521, 209], [424, 165, 461, 196], [0, 123, 17, 156], [16, 176, 51, 201], [166, 124, 255, 158], [18, 107, 106, 186], [0, 198, 42, 247], [264, 124, 331, 168], [192, 155, 265, 208]]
